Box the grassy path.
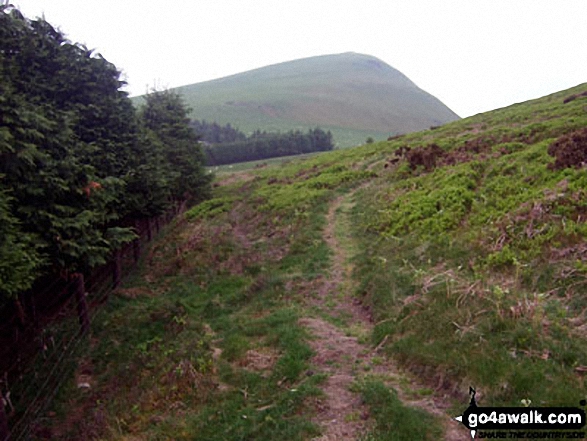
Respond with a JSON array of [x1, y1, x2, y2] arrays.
[[300, 188, 469, 440], [299, 193, 370, 440]]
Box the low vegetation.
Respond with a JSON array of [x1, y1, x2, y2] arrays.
[[352, 83, 587, 409], [356, 379, 442, 440]]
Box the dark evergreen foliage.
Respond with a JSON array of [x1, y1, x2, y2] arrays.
[[203, 127, 334, 165], [141, 90, 211, 203], [0, 6, 210, 301], [190, 120, 247, 144]]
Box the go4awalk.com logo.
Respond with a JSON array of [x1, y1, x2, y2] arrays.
[[454, 388, 586, 439]]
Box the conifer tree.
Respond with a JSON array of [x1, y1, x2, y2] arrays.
[[140, 90, 211, 204], [0, 7, 212, 310]]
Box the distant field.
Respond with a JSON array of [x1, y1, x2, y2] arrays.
[[207, 151, 327, 174]]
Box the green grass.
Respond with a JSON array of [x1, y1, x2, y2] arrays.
[[45, 194, 327, 439], [185, 196, 235, 220], [133, 53, 459, 148], [207, 150, 324, 174], [356, 379, 443, 440]]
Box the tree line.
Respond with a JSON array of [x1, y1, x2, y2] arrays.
[[189, 120, 247, 144], [201, 126, 335, 165], [0, 7, 211, 307]]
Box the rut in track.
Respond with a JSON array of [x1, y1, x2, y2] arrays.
[[299, 189, 469, 441]]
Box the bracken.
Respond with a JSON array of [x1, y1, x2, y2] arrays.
[[547, 128, 587, 170]]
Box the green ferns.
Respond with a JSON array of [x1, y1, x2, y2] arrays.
[[185, 196, 235, 220], [373, 162, 479, 238]]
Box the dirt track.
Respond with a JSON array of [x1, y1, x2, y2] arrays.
[[300, 189, 470, 440]]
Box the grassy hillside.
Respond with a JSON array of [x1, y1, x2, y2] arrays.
[[352, 83, 587, 406], [134, 53, 460, 147], [43, 83, 587, 440]]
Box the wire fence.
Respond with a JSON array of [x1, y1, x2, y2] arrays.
[[0, 208, 179, 441]]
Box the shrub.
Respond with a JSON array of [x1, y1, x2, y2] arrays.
[[547, 128, 587, 170], [406, 143, 445, 171]]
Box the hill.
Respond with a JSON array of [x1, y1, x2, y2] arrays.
[[37, 83, 587, 439], [135, 52, 460, 147]]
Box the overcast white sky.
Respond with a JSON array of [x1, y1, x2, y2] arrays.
[[13, 0, 587, 118]]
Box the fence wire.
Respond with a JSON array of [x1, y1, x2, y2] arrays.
[[1, 211, 176, 441]]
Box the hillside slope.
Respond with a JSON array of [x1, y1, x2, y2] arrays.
[[136, 52, 460, 147], [43, 83, 587, 440]]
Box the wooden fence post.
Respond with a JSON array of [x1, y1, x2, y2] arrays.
[[132, 220, 141, 264], [30, 295, 38, 332], [178, 200, 187, 215], [0, 397, 9, 441], [112, 250, 122, 290], [13, 297, 26, 328], [146, 218, 152, 241], [133, 239, 141, 264], [73, 274, 90, 335]]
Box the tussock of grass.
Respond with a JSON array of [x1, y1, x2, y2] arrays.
[[356, 379, 443, 440]]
